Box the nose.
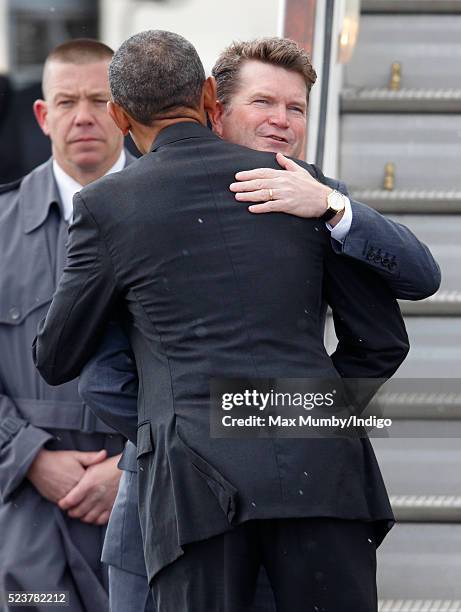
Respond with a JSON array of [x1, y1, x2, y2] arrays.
[[74, 100, 95, 126], [268, 104, 289, 128]]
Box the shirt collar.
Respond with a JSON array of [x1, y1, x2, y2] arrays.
[[150, 121, 215, 152], [52, 150, 126, 223]]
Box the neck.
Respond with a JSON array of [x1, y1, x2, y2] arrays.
[[131, 107, 207, 154]]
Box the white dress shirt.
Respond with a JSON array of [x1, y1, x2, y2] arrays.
[[53, 151, 126, 223]]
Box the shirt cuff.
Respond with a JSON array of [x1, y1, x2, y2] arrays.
[[326, 195, 352, 243]]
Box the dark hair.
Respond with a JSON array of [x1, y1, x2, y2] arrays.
[[109, 30, 206, 126], [212, 37, 317, 106]]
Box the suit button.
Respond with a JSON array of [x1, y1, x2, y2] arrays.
[[388, 262, 397, 271], [382, 258, 389, 267], [9, 307, 20, 321], [367, 250, 375, 261]]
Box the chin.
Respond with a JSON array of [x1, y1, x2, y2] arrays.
[[257, 139, 281, 153], [71, 153, 105, 170], [259, 139, 292, 155]]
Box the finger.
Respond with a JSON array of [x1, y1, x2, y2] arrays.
[[276, 152, 302, 172], [230, 178, 273, 193], [95, 511, 111, 526], [79, 505, 104, 524], [58, 478, 90, 510], [234, 168, 280, 182], [75, 449, 107, 467], [248, 202, 277, 214], [67, 495, 97, 519], [235, 190, 275, 204]]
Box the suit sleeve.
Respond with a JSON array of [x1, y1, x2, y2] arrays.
[[78, 320, 139, 445], [300, 161, 441, 300], [33, 192, 119, 385], [323, 246, 410, 409], [324, 175, 441, 300], [0, 381, 53, 502]]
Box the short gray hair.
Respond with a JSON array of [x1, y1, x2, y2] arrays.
[[109, 30, 206, 126]]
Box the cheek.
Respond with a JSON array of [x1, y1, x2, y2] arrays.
[[291, 120, 306, 146], [102, 119, 119, 139], [293, 117, 307, 137], [234, 112, 267, 138], [47, 118, 68, 145], [96, 111, 111, 127], [220, 110, 262, 143]]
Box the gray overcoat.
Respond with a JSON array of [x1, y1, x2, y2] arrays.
[[0, 160, 124, 612]]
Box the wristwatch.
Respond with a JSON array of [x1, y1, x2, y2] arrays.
[[320, 189, 346, 222]]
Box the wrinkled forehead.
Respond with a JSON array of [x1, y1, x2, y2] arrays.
[[42, 59, 111, 100], [232, 60, 308, 101]]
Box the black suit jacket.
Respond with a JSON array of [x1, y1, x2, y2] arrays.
[[34, 121, 409, 582]]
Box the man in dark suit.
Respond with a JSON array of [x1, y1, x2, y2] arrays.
[[79, 36, 441, 612], [34, 30, 410, 611]]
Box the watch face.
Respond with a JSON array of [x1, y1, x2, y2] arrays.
[[328, 191, 345, 212]]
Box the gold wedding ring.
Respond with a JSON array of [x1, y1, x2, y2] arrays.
[[268, 188, 274, 201]]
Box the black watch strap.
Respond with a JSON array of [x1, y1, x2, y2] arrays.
[[320, 207, 340, 222]]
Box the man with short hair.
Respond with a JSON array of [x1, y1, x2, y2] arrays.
[[34, 30, 414, 611], [210, 37, 440, 295], [0, 39, 129, 612], [80, 35, 439, 611]]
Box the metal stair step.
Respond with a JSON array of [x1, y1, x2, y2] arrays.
[[399, 293, 461, 317], [349, 190, 461, 213], [344, 14, 461, 91], [378, 601, 461, 612], [394, 318, 461, 378], [325, 318, 461, 378], [341, 88, 461, 113], [372, 435, 461, 499], [341, 113, 461, 191], [391, 495, 461, 522], [370, 388, 461, 419], [363, 0, 461, 13], [377, 524, 461, 598]]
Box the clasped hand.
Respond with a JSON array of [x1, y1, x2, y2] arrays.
[[27, 448, 121, 525]]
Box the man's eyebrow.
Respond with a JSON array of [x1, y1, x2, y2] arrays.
[[248, 91, 306, 107], [248, 91, 274, 99], [53, 91, 78, 100], [53, 90, 109, 100]]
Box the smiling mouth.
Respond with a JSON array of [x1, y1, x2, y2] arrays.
[[265, 135, 288, 143]]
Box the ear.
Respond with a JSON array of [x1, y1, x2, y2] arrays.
[[107, 100, 131, 136], [208, 99, 226, 137], [33, 99, 50, 136], [203, 76, 217, 119]]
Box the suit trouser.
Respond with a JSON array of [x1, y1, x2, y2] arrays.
[[108, 565, 155, 612], [151, 517, 377, 612]]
